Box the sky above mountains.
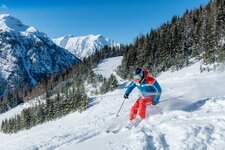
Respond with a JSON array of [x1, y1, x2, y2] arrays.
[[0, 0, 210, 44]]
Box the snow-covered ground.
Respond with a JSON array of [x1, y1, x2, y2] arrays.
[[1, 56, 225, 150], [93, 56, 123, 78]]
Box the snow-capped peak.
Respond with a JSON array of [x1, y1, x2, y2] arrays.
[[0, 14, 38, 33], [53, 34, 120, 59], [0, 14, 79, 95]]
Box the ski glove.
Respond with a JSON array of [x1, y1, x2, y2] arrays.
[[152, 101, 158, 105], [124, 94, 129, 99]]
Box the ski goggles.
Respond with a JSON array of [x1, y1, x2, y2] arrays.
[[133, 74, 142, 80]]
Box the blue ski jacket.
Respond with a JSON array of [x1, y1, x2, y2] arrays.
[[125, 70, 162, 103]]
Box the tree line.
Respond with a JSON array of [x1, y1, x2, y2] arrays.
[[0, 45, 120, 133], [117, 0, 225, 79], [0, 45, 122, 114], [1, 80, 88, 133]]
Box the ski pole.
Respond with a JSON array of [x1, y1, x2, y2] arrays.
[[159, 95, 183, 104], [116, 98, 126, 117]]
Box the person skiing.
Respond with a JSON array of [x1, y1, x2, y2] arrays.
[[124, 68, 162, 122]]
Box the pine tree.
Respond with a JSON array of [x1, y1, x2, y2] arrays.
[[99, 78, 108, 94], [202, 3, 216, 64], [80, 93, 88, 112], [21, 108, 31, 129], [48, 100, 54, 119], [15, 114, 22, 132], [1, 119, 5, 132], [136, 35, 146, 66], [54, 92, 61, 116], [171, 18, 183, 70], [192, 9, 202, 59], [108, 74, 118, 91], [45, 90, 51, 108], [2, 119, 8, 133], [215, 0, 225, 62], [37, 104, 45, 123]]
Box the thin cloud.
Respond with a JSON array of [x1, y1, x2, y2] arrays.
[[0, 4, 8, 9]]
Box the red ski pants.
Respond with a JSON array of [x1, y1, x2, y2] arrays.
[[129, 97, 153, 120]]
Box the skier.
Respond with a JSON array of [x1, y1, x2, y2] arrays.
[[124, 68, 162, 122]]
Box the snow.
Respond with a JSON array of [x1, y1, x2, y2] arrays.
[[0, 14, 79, 95], [0, 14, 36, 33], [1, 56, 225, 150], [93, 56, 123, 78], [219, 37, 225, 46], [53, 34, 120, 59], [0, 96, 45, 124]]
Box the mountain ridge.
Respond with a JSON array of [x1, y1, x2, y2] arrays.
[[0, 14, 80, 95], [53, 34, 120, 59]]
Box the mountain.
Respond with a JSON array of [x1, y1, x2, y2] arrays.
[[52, 34, 120, 59], [0, 14, 79, 95], [117, 0, 225, 79]]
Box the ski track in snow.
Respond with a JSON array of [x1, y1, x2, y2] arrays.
[[0, 57, 225, 150]]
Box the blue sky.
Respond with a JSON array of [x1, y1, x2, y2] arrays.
[[0, 0, 210, 44]]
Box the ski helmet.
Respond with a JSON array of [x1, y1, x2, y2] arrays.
[[133, 68, 144, 82]]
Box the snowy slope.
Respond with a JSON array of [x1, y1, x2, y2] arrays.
[[93, 56, 123, 78], [0, 57, 225, 150], [0, 14, 79, 95], [52, 34, 120, 59]]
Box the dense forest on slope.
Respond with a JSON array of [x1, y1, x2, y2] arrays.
[[0, 46, 123, 114], [117, 0, 225, 78], [1, 45, 122, 133]]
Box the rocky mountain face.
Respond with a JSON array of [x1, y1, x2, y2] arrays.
[[0, 14, 79, 95], [53, 34, 120, 59]]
